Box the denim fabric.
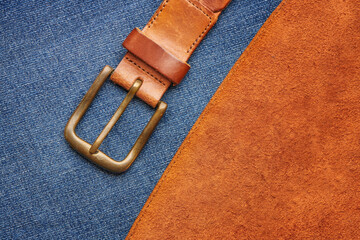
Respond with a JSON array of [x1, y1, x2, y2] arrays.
[[0, 0, 281, 239]]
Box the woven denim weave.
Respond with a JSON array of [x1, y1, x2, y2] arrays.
[[0, 0, 281, 239]]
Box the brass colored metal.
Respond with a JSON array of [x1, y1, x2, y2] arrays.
[[64, 65, 167, 173], [89, 79, 142, 154]]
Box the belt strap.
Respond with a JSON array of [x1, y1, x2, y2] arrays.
[[123, 28, 190, 86], [65, 0, 231, 173], [110, 0, 231, 107]]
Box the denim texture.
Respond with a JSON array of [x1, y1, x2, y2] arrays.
[[0, 0, 281, 239]]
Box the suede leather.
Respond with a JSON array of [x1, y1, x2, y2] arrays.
[[110, 0, 230, 107], [126, 0, 360, 238]]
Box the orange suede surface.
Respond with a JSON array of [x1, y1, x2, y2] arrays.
[[126, 0, 360, 239]]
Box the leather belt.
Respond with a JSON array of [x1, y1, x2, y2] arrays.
[[64, 0, 231, 173]]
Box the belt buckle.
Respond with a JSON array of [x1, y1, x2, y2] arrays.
[[64, 65, 167, 173]]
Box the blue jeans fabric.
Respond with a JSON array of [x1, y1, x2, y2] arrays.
[[0, 0, 281, 239]]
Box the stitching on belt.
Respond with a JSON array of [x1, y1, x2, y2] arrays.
[[125, 57, 166, 86]]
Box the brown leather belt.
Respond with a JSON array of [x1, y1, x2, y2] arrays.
[[64, 0, 231, 173]]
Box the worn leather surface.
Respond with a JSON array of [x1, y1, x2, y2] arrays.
[[123, 28, 190, 85], [110, 0, 229, 107], [199, 0, 231, 12], [126, 0, 360, 238]]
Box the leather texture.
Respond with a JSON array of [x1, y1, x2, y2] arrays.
[[123, 28, 190, 85], [126, 0, 360, 238], [0, 0, 283, 238], [199, 0, 231, 12], [110, 0, 230, 107]]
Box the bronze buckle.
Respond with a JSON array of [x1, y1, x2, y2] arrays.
[[64, 65, 167, 173]]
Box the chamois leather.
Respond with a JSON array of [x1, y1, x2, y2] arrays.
[[126, 0, 360, 238], [123, 28, 190, 85], [110, 0, 230, 107]]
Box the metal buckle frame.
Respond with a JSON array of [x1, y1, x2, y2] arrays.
[[64, 65, 167, 173]]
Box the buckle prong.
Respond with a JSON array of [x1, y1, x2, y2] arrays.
[[64, 65, 167, 173], [89, 79, 142, 154]]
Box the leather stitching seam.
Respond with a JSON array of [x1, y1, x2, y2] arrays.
[[148, 0, 170, 29], [125, 57, 166, 86], [147, 0, 212, 54], [186, 18, 212, 53], [127, 0, 288, 239], [185, 0, 212, 53], [186, 0, 211, 17]]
